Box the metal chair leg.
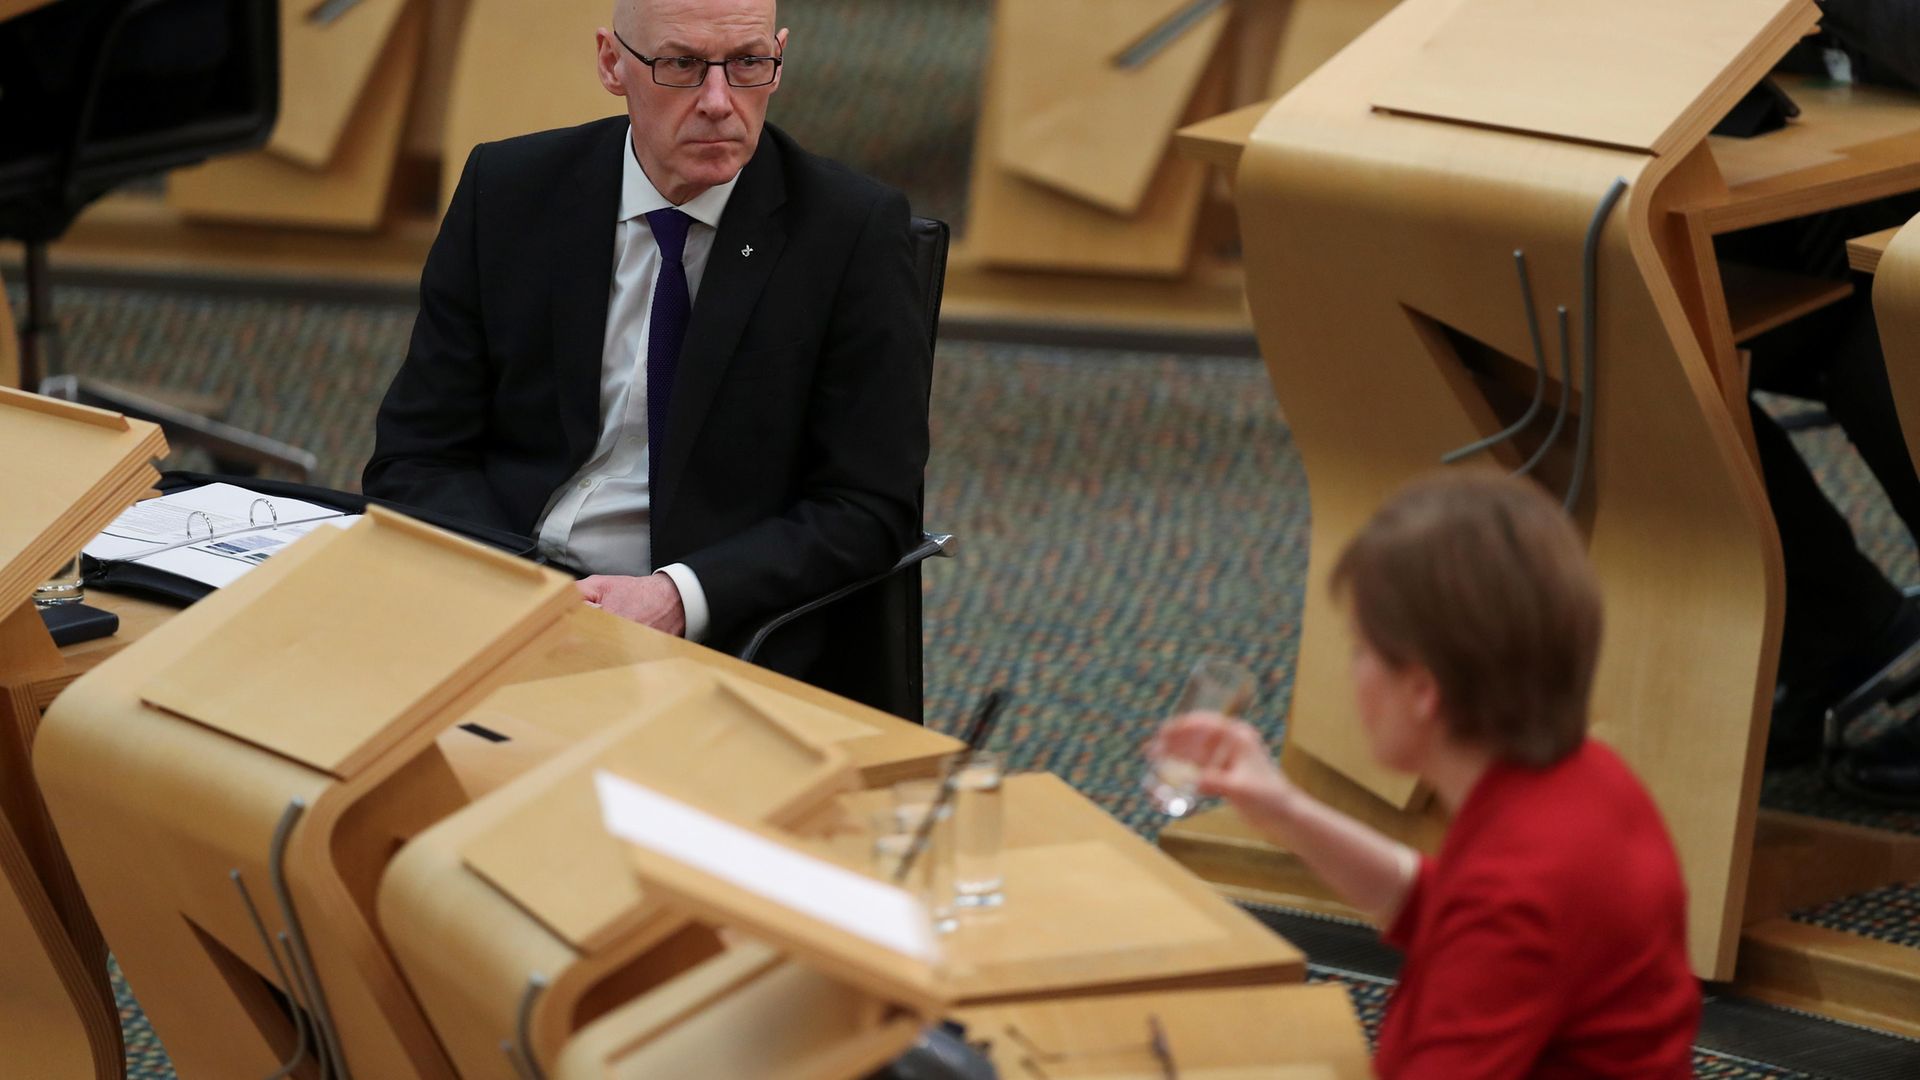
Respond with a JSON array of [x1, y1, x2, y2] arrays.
[[41, 374, 319, 480]]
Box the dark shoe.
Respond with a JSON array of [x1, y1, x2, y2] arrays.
[[1767, 599, 1920, 769], [1833, 719, 1920, 808]]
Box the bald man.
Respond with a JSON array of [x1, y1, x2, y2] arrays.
[[365, 0, 931, 680]]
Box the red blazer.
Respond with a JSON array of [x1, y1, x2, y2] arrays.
[[1374, 740, 1699, 1079]]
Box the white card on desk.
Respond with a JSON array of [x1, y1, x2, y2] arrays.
[[595, 770, 940, 963]]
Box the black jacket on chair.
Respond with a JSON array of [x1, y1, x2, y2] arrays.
[[364, 118, 932, 675]]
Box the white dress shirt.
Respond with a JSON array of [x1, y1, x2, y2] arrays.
[[535, 126, 740, 641]]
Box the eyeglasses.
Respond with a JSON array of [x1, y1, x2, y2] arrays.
[[612, 29, 782, 88]]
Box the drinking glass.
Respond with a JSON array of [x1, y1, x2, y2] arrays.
[[887, 779, 958, 933], [1142, 658, 1256, 817], [951, 751, 1005, 908], [33, 553, 85, 607]]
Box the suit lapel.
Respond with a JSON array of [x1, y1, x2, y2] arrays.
[[549, 119, 627, 467], [652, 130, 789, 530]]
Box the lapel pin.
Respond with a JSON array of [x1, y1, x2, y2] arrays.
[[741, 243, 754, 258]]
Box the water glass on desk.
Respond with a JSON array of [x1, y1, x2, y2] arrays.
[[952, 751, 1004, 909], [882, 779, 958, 933], [1143, 658, 1256, 817]]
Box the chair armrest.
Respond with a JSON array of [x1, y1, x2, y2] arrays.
[[736, 531, 955, 664]]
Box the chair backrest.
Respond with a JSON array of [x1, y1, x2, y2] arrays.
[[803, 216, 949, 723], [0, 0, 278, 241]]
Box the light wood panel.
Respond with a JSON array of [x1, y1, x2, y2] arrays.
[[551, 945, 925, 1080], [1850, 225, 1900, 274], [440, 0, 621, 208], [1221, 0, 1810, 979], [1735, 919, 1920, 1040], [142, 509, 564, 778], [963, 0, 1235, 277], [168, 0, 426, 230], [404, 0, 472, 159], [459, 670, 856, 951], [1267, 0, 1405, 99], [829, 774, 1305, 1003], [957, 982, 1372, 1079], [1871, 214, 1920, 476], [0, 394, 164, 1079], [1175, 99, 1274, 174], [1372, 0, 1817, 155], [38, 514, 958, 1079], [270, 0, 412, 168], [382, 659, 891, 1077], [1720, 262, 1855, 343], [997, 0, 1230, 216], [1695, 74, 1920, 232], [0, 0, 56, 20]]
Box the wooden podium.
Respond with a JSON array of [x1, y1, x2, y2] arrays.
[[0, 389, 165, 1079], [381, 712, 1303, 1077], [1160, 0, 1827, 984], [35, 506, 960, 1078], [541, 774, 1337, 1080], [377, 660, 871, 1077]]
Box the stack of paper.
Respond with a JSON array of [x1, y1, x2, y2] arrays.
[[82, 482, 360, 590], [0, 388, 167, 613]]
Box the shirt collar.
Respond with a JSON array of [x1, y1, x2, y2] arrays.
[[619, 124, 739, 228]]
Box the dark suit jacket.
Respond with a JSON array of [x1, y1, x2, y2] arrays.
[[363, 118, 932, 672]]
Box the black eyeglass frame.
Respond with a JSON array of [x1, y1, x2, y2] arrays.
[[612, 29, 784, 88]]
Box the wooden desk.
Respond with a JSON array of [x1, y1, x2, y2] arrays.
[[836, 774, 1304, 1005], [1164, 1, 1920, 1036], [957, 982, 1372, 1079], [36, 531, 958, 1079], [1165, 0, 1819, 987], [1850, 225, 1901, 273], [37, 591, 176, 712], [0, 0, 56, 20]]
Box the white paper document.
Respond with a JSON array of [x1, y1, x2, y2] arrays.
[[594, 771, 940, 963], [83, 482, 360, 589]]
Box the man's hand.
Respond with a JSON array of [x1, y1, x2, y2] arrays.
[[577, 573, 687, 636]]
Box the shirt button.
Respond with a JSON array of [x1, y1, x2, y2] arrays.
[[578, 478, 593, 490]]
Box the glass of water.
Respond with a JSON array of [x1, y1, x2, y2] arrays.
[[1143, 658, 1256, 817], [887, 780, 958, 933], [33, 553, 85, 607], [952, 751, 1004, 909]]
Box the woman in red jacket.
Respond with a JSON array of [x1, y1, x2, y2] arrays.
[[1153, 470, 1699, 1078]]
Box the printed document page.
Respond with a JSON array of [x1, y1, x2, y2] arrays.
[[83, 482, 360, 589]]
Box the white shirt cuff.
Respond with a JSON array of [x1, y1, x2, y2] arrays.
[[655, 563, 710, 642]]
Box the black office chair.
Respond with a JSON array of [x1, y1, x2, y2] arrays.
[[0, 0, 316, 477], [737, 217, 955, 724]]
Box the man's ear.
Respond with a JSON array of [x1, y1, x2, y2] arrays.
[[595, 28, 627, 96], [770, 27, 789, 91]]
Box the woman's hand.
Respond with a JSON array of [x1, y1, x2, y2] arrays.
[[1150, 712, 1298, 824]]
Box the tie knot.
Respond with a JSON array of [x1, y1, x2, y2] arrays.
[[645, 207, 696, 262]]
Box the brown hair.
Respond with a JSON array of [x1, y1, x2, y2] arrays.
[[1329, 469, 1602, 766]]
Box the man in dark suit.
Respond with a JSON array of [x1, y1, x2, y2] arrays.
[[364, 0, 930, 677]]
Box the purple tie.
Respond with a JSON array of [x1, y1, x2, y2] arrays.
[[645, 207, 694, 491]]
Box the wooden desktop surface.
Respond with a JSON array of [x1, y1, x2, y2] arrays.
[[1850, 224, 1902, 273], [1182, 75, 1920, 236], [827, 773, 1305, 1003], [957, 982, 1372, 1079], [61, 582, 959, 787], [0, 0, 56, 21]]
